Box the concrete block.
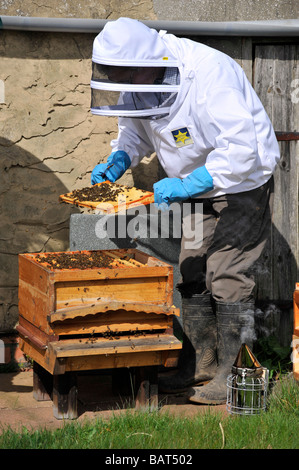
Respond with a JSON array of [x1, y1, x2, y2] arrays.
[[69, 204, 183, 334]]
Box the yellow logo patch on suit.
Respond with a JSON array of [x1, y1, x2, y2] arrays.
[[171, 127, 194, 148]]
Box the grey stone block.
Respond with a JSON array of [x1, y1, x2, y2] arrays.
[[69, 204, 183, 333]]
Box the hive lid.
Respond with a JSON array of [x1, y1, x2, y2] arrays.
[[231, 343, 264, 377]]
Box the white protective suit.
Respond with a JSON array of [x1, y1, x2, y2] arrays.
[[91, 18, 280, 198]]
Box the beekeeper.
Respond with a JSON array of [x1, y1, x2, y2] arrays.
[[90, 17, 280, 405]]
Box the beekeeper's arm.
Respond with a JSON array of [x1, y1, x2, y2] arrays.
[[91, 117, 154, 185], [154, 85, 258, 206]]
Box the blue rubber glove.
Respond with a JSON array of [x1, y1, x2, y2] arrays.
[[91, 151, 131, 185], [154, 165, 213, 208]]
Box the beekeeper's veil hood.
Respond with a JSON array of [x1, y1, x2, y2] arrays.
[[90, 17, 180, 118]]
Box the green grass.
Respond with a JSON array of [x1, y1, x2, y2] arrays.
[[0, 374, 298, 450]]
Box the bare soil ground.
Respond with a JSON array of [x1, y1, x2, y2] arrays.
[[0, 370, 227, 433]]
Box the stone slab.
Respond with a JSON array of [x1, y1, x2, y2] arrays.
[[69, 205, 183, 334]]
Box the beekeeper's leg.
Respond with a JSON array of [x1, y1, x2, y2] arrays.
[[189, 178, 274, 405], [159, 200, 218, 393]]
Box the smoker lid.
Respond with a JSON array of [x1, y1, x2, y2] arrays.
[[231, 343, 264, 377]]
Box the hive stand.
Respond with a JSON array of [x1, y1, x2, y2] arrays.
[[17, 249, 182, 419]]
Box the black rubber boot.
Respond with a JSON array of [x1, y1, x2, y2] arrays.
[[188, 301, 255, 405], [159, 293, 217, 393]]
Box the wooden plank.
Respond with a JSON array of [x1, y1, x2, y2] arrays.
[[18, 316, 58, 346], [52, 373, 78, 420], [53, 276, 171, 312], [18, 279, 54, 334], [18, 337, 52, 373], [49, 301, 179, 324], [18, 254, 56, 334], [16, 324, 48, 350], [51, 265, 171, 282], [19, 336, 180, 374], [162, 349, 181, 368], [125, 249, 171, 268], [51, 311, 173, 336], [48, 334, 182, 358], [241, 38, 253, 84], [64, 350, 177, 371], [101, 249, 144, 267], [135, 367, 150, 410], [18, 253, 52, 294], [254, 45, 298, 304], [33, 362, 53, 402], [134, 366, 159, 410]]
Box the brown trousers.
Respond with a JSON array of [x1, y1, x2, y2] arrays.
[[178, 177, 274, 303]]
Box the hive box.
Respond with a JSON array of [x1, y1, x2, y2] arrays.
[[17, 248, 181, 376], [69, 210, 183, 327]]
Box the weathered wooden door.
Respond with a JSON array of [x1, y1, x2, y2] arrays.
[[254, 44, 299, 344]]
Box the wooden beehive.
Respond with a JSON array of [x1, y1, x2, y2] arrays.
[[17, 249, 181, 376], [293, 283, 299, 381]]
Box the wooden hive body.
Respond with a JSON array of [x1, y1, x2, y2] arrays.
[[293, 283, 299, 381], [17, 249, 181, 376]]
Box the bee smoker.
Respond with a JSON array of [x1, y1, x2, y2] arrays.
[[226, 343, 269, 415]]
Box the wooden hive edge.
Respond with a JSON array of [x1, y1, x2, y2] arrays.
[[294, 283, 299, 335], [293, 334, 299, 381], [48, 333, 182, 358], [48, 301, 180, 323]]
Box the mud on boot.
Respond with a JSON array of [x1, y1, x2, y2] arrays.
[[188, 301, 255, 404], [159, 293, 217, 393]]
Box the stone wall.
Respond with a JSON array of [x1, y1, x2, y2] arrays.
[[153, 0, 299, 22], [0, 0, 298, 331], [0, 0, 157, 331]]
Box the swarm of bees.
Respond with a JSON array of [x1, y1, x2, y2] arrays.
[[85, 326, 155, 345], [35, 251, 116, 270], [69, 182, 125, 203]]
